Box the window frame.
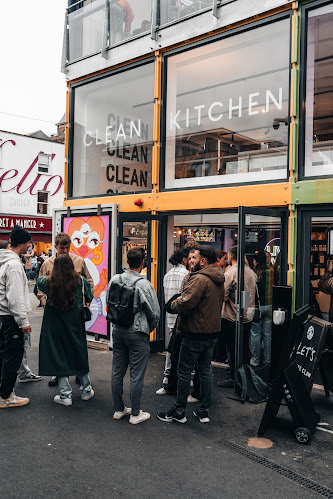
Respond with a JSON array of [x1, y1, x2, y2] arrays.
[[37, 190, 49, 215], [298, 0, 333, 181], [37, 153, 52, 175], [67, 56, 155, 200], [159, 11, 293, 192]]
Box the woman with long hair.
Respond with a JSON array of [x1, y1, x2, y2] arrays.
[[37, 253, 94, 406], [250, 249, 274, 367]]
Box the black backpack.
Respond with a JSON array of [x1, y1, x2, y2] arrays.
[[106, 274, 143, 327], [235, 364, 270, 404]]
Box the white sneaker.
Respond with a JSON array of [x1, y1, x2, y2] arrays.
[[0, 392, 30, 408], [82, 389, 94, 401], [187, 394, 200, 403], [129, 410, 150, 425], [54, 395, 72, 406], [156, 387, 168, 395], [113, 407, 131, 419], [250, 359, 259, 367]]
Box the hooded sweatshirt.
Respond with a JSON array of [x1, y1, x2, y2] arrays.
[[0, 249, 31, 328], [170, 263, 225, 337]]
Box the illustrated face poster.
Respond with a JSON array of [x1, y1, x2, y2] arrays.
[[63, 215, 109, 337]]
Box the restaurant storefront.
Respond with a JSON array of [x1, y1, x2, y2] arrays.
[[62, 0, 333, 362], [0, 215, 53, 254]]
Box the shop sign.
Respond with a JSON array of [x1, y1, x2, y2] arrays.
[[0, 215, 52, 232], [0, 141, 63, 196], [168, 88, 283, 131]]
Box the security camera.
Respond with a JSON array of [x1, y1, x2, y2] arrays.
[[273, 117, 289, 130]]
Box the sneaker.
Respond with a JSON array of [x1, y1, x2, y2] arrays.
[[0, 392, 30, 408], [82, 389, 94, 401], [156, 387, 168, 395], [48, 376, 58, 387], [187, 394, 200, 403], [193, 409, 210, 423], [217, 379, 234, 388], [157, 408, 187, 424], [250, 358, 259, 367], [54, 395, 72, 406], [113, 407, 131, 419], [129, 410, 151, 425], [19, 373, 42, 383]]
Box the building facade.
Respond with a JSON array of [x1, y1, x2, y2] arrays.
[[0, 130, 64, 253], [60, 0, 333, 353]]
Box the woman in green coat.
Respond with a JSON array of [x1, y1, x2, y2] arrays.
[[37, 253, 94, 406]]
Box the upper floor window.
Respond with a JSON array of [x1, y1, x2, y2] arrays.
[[37, 191, 49, 214], [163, 18, 291, 190], [38, 153, 52, 174], [70, 61, 155, 197], [304, 4, 333, 178]]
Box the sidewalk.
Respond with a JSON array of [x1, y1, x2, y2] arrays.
[[11, 290, 333, 497]]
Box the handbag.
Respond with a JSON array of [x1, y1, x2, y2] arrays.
[[81, 277, 92, 322]]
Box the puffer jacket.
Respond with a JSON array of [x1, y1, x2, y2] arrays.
[[170, 264, 224, 336], [107, 269, 160, 335]]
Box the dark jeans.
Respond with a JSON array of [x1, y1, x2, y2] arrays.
[[165, 331, 201, 398], [174, 337, 216, 416], [0, 315, 24, 399], [112, 331, 150, 416], [222, 318, 251, 378]]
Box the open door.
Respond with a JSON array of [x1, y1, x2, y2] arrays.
[[236, 207, 288, 375], [117, 213, 168, 352]]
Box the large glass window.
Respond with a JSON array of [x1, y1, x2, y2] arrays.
[[163, 19, 290, 189], [71, 62, 155, 197], [304, 4, 333, 177]]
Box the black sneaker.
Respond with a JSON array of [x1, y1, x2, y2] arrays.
[[217, 379, 234, 388], [157, 408, 187, 423], [48, 376, 58, 387], [193, 409, 210, 423]]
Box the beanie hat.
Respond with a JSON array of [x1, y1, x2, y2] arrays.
[[9, 225, 32, 246]]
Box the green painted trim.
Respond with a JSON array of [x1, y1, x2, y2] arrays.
[[288, 211, 297, 314], [292, 179, 333, 205]]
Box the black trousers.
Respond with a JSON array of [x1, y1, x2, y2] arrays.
[[0, 316, 24, 399], [222, 318, 251, 378], [165, 331, 201, 398]]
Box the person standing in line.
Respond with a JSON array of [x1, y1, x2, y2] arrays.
[[217, 245, 256, 388], [108, 247, 160, 425], [157, 246, 224, 424], [37, 253, 94, 406], [250, 249, 273, 367], [156, 248, 189, 395], [22, 248, 35, 282], [0, 226, 33, 408], [37, 232, 94, 387]]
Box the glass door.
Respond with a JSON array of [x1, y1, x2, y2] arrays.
[[117, 213, 167, 352], [236, 207, 288, 375]]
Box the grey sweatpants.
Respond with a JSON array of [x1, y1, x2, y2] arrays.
[[112, 331, 150, 416]]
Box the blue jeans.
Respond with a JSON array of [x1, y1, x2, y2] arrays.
[[250, 305, 272, 365], [58, 374, 92, 399], [112, 331, 150, 416], [174, 337, 216, 416]]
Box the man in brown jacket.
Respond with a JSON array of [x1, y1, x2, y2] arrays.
[[37, 232, 94, 386], [157, 245, 224, 424]]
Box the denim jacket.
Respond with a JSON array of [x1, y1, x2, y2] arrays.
[[107, 270, 160, 335]]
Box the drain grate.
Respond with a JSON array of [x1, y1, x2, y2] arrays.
[[222, 440, 333, 498]]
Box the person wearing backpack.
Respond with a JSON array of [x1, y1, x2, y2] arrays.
[[107, 247, 160, 425]]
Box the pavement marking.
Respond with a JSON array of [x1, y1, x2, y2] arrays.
[[316, 427, 333, 435]]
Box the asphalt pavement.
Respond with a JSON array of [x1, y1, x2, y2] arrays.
[[1, 290, 333, 498]]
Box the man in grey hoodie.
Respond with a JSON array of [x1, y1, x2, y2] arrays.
[[108, 247, 160, 425], [0, 225, 32, 408]]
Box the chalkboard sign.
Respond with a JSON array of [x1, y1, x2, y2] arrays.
[[294, 316, 329, 391]]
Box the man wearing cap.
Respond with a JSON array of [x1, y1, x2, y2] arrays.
[[0, 226, 34, 407]]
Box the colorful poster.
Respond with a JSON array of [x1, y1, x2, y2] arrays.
[[63, 215, 109, 337]]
